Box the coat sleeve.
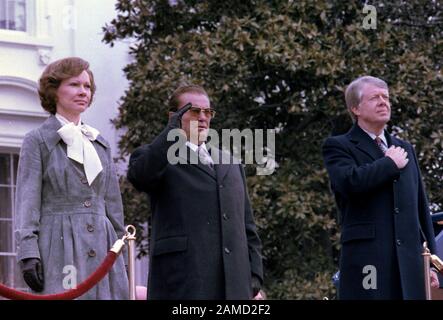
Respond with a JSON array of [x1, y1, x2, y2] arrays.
[[410, 144, 437, 253], [322, 136, 400, 195], [240, 165, 264, 282], [127, 126, 184, 193], [104, 156, 126, 240], [104, 148, 129, 263], [15, 131, 43, 261]]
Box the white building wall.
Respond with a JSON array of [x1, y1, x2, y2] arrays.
[[0, 0, 148, 292], [1, 0, 130, 157]]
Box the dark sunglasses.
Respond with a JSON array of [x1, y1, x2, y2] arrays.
[[170, 105, 216, 118]]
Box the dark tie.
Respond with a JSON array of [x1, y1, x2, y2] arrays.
[[375, 136, 387, 154], [198, 145, 214, 169]]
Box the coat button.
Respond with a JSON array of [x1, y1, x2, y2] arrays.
[[81, 177, 88, 184], [394, 208, 400, 214], [223, 213, 229, 220], [224, 247, 231, 254], [88, 249, 96, 257], [84, 200, 92, 208], [393, 179, 397, 183], [219, 184, 224, 189], [87, 224, 94, 232], [396, 239, 402, 246]]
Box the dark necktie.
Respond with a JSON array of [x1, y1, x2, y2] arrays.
[[375, 136, 387, 154], [198, 145, 214, 169]]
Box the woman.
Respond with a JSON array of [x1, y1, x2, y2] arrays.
[[15, 57, 129, 299]]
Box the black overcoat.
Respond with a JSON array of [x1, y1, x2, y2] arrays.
[[323, 124, 436, 299], [128, 129, 263, 299]]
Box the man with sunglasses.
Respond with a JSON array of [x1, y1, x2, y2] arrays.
[[127, 84, 263, 300]]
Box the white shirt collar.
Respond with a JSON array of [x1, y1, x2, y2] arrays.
[[359, 126, 388, 147], [55, 113, 81, 127], [186, 141, 208, 153]]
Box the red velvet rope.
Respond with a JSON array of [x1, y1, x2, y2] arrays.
[[0, 251, 117, 300]]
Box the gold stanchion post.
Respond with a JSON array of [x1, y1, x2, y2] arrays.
[[125, 225, 137, 300], [423, 242, 432, 300]]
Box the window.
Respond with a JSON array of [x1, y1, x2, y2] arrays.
[[0, 150, 26, 293], [0, 0, 52, 50], [0, 0, 27, 32]]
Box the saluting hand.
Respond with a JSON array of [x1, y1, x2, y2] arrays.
[[168, 103, 192, 129]]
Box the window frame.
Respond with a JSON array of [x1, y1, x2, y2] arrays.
[[0, 149, 18, 256], [0, 0, 33, 34], [0, 149, 23, 290], [0, 0, 52, 48]]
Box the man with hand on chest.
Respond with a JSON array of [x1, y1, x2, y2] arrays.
[[322, 76, 438, 299]]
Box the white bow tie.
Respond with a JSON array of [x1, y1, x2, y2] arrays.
[[57, 122, 103, 185]]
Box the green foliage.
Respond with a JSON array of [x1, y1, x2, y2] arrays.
[[104, 0, 443, 299]]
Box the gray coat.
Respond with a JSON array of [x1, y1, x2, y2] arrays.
[[15, 115, 128, 300]]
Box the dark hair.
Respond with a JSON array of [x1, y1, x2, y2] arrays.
[[168, 84, 209, 111], [38, 57, 96, 114]]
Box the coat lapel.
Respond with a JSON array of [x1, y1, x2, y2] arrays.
[[212, 147, 231, 183], [195, 161, 216, 179], [95, 135, 109, 149], [347, 124, 385, 160], [176, 144, 216, 179], [39, 115, 62, 152], [387, 133, 403, 149]]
